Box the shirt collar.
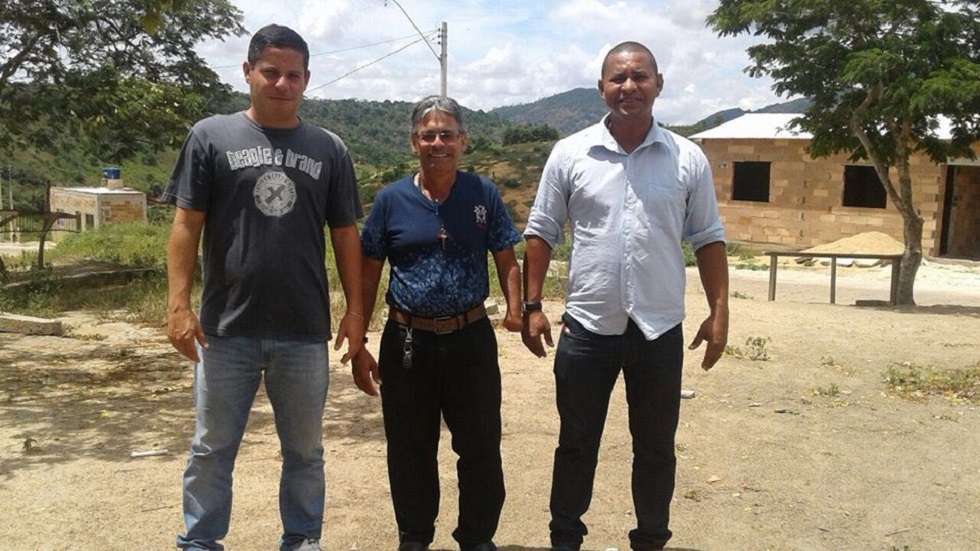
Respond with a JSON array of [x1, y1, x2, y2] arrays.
[[597, 113, 666, 153]]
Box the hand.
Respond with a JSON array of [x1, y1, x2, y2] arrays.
[[502, 308, 522, 333], [351, 348, 381, 396], [167, 307, 207, 363], [688, 311, 729, 371], [521, 310, 554, 358], [334, 311, 366, 365]]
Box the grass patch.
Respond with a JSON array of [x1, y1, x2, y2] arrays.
[[47, 221, 171, 268], [1, 221, 575, 330], [724, 336, 772, 361], [809, 383, 841, 397], [883, 362, 980, 403]]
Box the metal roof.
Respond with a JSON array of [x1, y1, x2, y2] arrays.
[[691, 112, 959, 141], [690, 113, 810, 140]]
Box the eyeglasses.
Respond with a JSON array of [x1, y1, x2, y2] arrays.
[[416, 130, 461, 143]]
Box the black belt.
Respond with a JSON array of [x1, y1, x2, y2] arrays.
[[389, 304, 487, 334]]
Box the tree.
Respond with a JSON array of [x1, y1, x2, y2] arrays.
[[0, 0, 245, 163], [709, 0, 980, 304]]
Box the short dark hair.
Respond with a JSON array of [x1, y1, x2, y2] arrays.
[[601, 41, 658, 77], [411, 95, 467, 133], [248, 24, 310, 70]]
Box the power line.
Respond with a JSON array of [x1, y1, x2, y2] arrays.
[[306, 35, 431, 93], [385, 0, 440, 61], [209, 33, 426, 70], [309, 33, 427, 57]]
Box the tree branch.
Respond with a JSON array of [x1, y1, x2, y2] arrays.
[[850, 82, 904, 209]]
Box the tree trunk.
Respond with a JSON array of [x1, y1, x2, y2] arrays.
[[36, 231, 47, 270], [892, 120, 921, 306], [897, 212, 923, 305]]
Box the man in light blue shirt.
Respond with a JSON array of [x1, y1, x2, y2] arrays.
[[522, 41, 729, 551]]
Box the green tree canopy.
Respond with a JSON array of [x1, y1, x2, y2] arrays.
[[709, 0, 980, 304], [0, 0, 245, 162]]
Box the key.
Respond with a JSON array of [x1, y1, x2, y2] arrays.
[[402, 327, 413, 369]]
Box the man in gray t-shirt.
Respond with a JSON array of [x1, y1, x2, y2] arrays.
[[163, 24, 365, 551]]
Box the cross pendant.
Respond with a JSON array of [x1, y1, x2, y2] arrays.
[[438, 227, 448, 250]]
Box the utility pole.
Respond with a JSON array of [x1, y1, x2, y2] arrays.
[[440, 21, 448, 97]]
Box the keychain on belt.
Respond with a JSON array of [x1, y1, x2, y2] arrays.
[[402, 326, 414, 369]]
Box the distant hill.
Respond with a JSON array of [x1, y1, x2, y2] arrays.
[[757, 97, 812, 114], [491, 90, 812, 137], [490, 88, 606, 137]]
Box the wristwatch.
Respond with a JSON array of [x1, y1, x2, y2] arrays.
[[522, 300, 543, 315]]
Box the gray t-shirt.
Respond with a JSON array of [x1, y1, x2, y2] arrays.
[[163, 112, 362, 340]]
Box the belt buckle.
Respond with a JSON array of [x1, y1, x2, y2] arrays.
[[432, 316, 456, 335]]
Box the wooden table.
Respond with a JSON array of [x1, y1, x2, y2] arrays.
[[765, 251, 904, 305]]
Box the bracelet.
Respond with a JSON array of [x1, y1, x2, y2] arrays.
[[346, 311, 365, 319]]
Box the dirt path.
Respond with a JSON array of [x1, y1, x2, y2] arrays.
[[1, 261, 978, 551]]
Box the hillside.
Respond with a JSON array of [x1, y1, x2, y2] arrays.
[[491, 90, 811, 138], [3, 90, 807, 219], [490, 88, 607, 137]]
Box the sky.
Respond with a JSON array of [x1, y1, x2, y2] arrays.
[[198, 0, 790, 125]]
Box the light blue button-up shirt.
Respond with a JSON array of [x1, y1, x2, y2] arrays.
[[524, 116, 726, 339]]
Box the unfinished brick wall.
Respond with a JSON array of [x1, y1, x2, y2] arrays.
[[49, 188, 147, 242], [701, 138, 947, 254]]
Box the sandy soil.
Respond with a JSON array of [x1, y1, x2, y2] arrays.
[[2, 259, 979, 551]]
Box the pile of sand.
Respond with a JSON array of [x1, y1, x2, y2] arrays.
[[802, 231, 905, 255]]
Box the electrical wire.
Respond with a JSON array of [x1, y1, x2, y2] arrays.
[[384, 0, 440, 61], [209, 33, 427, 70], [306, 34, 431, 92]]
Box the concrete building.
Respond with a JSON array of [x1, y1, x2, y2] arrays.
[[48, 185, 147, 241], [691, 114, 980, 259]]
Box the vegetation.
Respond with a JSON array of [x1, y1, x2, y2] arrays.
[[502, 124, 560, 145], [0, 93, 557, 213], [489, 88, 607, 136], [709, 0, 980, 304], [0, 1, 245, 163], [884, 361, 980, 403], [725, 335, 772, 360], [0, 222, 576, 328], [809, 383, 841, 398], [0, 222, 172, 319]]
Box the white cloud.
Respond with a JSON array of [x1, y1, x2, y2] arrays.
[[199, 0, 788, 124]]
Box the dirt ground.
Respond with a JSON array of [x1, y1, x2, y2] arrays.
[[2, 258, 979, 551]]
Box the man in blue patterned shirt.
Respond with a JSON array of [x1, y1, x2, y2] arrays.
[[351, 96, 522, 551]]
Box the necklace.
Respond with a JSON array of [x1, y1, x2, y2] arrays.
[[414, 173, 449, 250]]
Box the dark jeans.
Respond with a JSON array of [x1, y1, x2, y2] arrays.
[[378, 317, 505, 550], [549, 314, 683, 551]]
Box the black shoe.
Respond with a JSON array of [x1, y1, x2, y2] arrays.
[[465, 543, 498, 551], [398, 543, 428, 551]]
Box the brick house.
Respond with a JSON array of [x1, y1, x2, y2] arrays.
[[691, 113, 980, 259]]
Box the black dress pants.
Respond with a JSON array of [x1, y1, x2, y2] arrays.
[[549, 315, 684, 551], [378, 317, 505, 550]]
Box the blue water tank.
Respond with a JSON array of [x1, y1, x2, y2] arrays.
[[102, 167, 121, 180]]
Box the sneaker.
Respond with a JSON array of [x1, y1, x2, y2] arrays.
[[290, 539, 322, 551]]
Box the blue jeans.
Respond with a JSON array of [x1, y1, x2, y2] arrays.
[[549, 314, 683, 551], [176, 336, 330, 551]]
